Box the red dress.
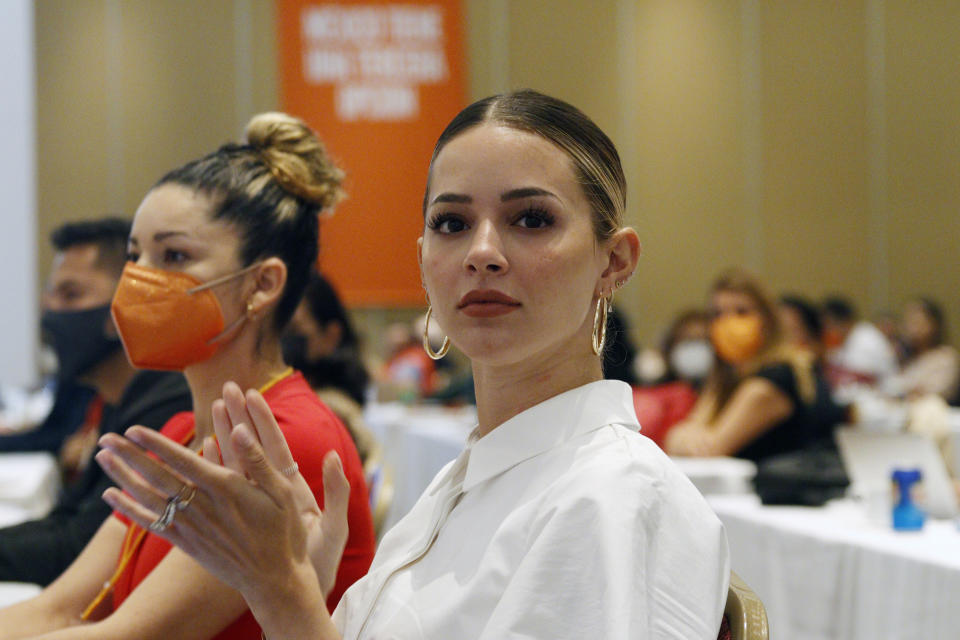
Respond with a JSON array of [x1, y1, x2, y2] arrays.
[[110, 372, 375, 639]]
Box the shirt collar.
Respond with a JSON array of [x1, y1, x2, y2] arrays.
[[462, 380, 638, 493]]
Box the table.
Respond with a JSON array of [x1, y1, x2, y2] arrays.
[[0, 452, 60, 528], [364, 403, 476, 532], [0, 582, 41, 608], [709, 494, 960, 640], [669, 456, 756, 495]]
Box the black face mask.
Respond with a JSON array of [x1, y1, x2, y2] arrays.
[[41, 304, 122, 382]]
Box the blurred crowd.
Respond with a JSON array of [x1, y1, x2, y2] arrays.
[[6, 258, 958, 480], [369, 265, 960, 469]]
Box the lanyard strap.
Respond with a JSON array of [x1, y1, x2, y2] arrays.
[[80, 425, 196, 621], [79, 368, 292, 621]]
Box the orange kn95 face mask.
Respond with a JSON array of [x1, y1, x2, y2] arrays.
[[110, 262, 256, 371], [710, 313, 765, 365]]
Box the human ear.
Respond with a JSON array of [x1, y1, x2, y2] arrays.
[[246, 257, 288, 317], [598, 227, 640, 294]]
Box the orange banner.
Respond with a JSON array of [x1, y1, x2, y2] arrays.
[[277, 0, 467, 307]]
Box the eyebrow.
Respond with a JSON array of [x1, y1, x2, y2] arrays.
[[429, 193, 471, 206], [501, 187, 558, 202], [127, 230, 191, 248], [154, 231, 189, 242], [429, 187, 560, 207]]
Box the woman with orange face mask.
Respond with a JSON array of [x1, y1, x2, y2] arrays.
[[664, 268, 837, 463], [0, 113, 375, 640]]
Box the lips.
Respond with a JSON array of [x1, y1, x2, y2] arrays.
[[457, 289, 521, 317]]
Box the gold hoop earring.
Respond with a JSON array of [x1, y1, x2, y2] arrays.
[[592, 295, 610, 356], [423, 305, 450, 360]]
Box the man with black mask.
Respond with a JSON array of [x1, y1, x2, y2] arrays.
[[0, 218, 191, 585]]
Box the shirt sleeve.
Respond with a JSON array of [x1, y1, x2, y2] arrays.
[[477, 450, 729, 640], [843, 325, 898, 379], [752, 363, 800, 404]]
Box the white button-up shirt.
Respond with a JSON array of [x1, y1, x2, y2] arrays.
[[334, 381, 729, 639]]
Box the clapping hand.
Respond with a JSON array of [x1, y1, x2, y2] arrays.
[[97, 381, 350, 602]]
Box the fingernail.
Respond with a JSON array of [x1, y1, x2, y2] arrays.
[[125, 427, 144, 445]]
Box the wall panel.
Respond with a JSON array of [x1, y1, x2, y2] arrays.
[[886, 0, 960, 347], [759, 1, 872, 304]]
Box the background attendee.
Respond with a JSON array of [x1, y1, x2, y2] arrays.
[[778, 294, 824, 363], [632, 309, 711, 448], [888, 297, 960, 403], [283, 270, 375, 465], [0, 113, 375, 639], [821, 295, 899, 392], [666, 268, 839, 462], [872, 309, 907, 362], [283, 270, 370, 407], [376, 319, 441, 401], [0, 219, 144, 455], [0, 218, 191, 586], [97, 89, 729, 640]]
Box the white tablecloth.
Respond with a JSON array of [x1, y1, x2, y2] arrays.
[[0, 582, 41, 608], [709, 494, 960, 640], [364, 403, 476, 533], [0, 452, 60, 527], [670, 456, 757, 495]]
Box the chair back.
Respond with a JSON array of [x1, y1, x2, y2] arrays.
[[722, 571, 769, 640]]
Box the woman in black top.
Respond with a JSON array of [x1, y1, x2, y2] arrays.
[[665, 268, 836, 463]]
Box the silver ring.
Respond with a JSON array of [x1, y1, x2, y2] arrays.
[[279, 462, 299, 477], [174, 485, 198, 512], [148, 498, 178, 532]]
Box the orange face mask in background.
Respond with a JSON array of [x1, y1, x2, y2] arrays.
[[710, 314, 765, 365], [110, 262, 255, 371], [822, 327, 845, 350]]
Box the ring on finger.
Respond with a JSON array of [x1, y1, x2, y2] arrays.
[[279, 462, 299, 477], [148, 499, 178, 532], [173, 484, 198, 511]]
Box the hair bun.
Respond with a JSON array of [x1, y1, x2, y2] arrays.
[[245, 112, 345, 210]]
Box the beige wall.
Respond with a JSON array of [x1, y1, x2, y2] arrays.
[[36, 1, 960, 349], [35, 0, 278, 285]]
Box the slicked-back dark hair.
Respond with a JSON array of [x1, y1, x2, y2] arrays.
[[423, 89, 625, 242]]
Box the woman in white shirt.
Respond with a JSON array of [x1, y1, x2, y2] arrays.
[[96, 90, 730, 639]]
